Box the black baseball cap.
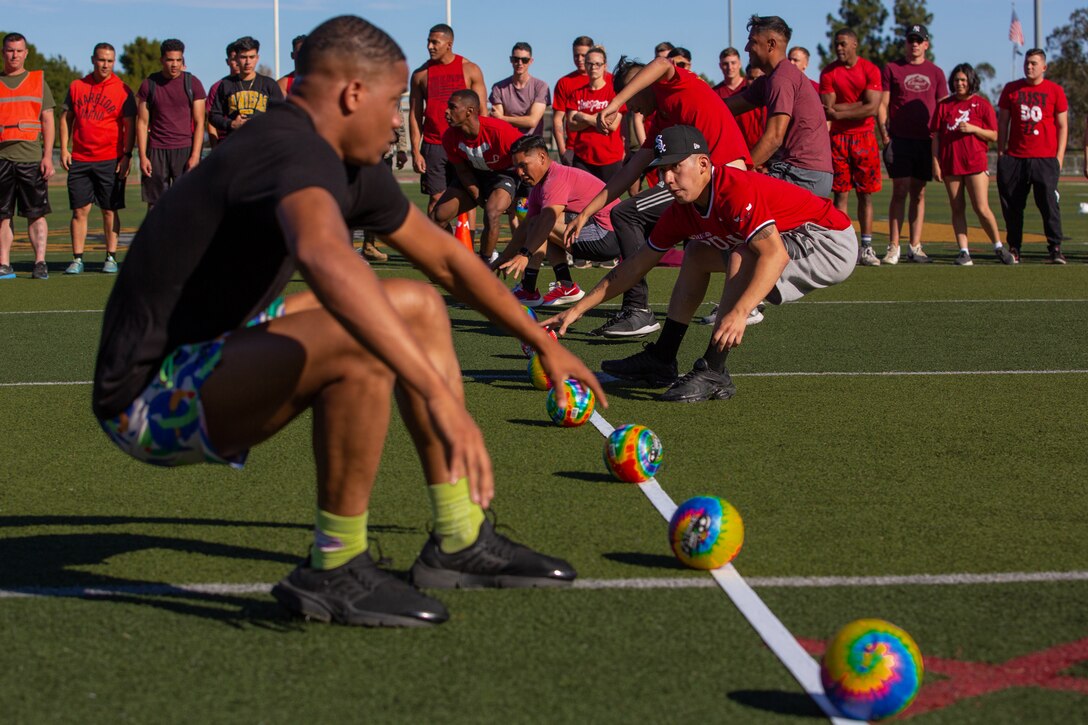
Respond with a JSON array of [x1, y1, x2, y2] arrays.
[[905, 24, 929, 41], [647, 125, 709, 167]]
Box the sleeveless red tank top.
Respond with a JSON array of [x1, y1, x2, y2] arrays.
[[423, 55, 465, 144]]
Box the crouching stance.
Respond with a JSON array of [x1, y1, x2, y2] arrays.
[[92, 16, 605, 626], [546, 126, 856, 402]]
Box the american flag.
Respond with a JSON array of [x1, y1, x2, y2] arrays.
[[1009, 8, 1025, 46]]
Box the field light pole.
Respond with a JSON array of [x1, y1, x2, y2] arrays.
[[728, 0, 733, 49], [1034, 0, 1042, 49], [446, 0, 452, 26], [273, 0, 281, 79]]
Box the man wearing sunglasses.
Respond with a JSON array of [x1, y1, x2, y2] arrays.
[[490, 42, 549, 137]]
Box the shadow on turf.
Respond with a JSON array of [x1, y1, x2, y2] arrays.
[[603, 552, 688, 570], [726, 690, 824, 718]]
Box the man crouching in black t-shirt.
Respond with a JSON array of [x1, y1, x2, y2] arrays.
[[92, 15, 606, 627]]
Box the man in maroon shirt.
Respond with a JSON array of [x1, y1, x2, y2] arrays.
[[879, 24, 947, 264], [552, 36, 593, 165], [409, 24, 486, 216], [997, 49, 1069, 264], [546, 126, 856, 403]]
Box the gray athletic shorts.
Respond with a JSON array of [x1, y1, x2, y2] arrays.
[[420, 141, 451, 196], [718, 223, 857, 305], [766, 160, 833, 199]]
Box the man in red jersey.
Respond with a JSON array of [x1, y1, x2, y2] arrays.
[[409, 24, 486, 215], [997, 48, 1069, 264], [59, 42, 135, 275], [552, 36, 593, 165], [820, 28, 883, 266], [713, 48, 745, 100], [563, 55, 751, 340], [431, 90, 522, 262], [788, 46, 820, 92], [547, 126, 856, 403], [878, 24, 947, 264]]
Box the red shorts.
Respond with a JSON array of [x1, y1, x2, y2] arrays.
[[830, 131, 882, 194]]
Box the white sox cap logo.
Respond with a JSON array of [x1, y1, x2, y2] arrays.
[[655, 135, 667, 154]]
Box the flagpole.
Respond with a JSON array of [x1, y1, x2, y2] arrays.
[[1034, 0, 1041, 49], [274, 0, 281, 79]]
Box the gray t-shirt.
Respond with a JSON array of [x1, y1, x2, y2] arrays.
[[489, 76, 550, 136]]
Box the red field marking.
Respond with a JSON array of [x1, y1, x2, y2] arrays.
[[797, 636, 1088, 717]]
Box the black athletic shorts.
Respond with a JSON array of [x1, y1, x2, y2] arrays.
[[419, 141, 452, 196], [449, 169, 517, 206], [883, 136, 932, 182], [68, 159, 126, 211], [141, 147, 191, 204], [0, 158, 52, 220]]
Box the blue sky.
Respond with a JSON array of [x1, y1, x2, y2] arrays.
[[6, 0, 1079, 94]]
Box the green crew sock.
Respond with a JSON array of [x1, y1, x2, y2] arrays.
[[310, 508, 369, 570], [427, 477, 485, 553]]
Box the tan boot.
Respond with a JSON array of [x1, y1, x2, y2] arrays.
[[360, 239, 388, 263]]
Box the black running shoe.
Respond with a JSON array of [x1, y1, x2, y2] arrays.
[[600, 342, 679, 386], [995, 246, 1017, 265], [410, 519, 576, 589], [591, 307, 660, 338], [1048, 246, 1067, 265], [272, 551, 449, 627], [658, 358, 737, 403], [1009, 246, 1021, 264]]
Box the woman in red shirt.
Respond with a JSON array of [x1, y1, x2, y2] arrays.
[[931, 63, 1015, 265], [565, 47, 625, 182]]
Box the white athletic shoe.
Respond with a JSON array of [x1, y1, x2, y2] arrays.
[[699, 303, 765, 325], [858, 246, 881, 266], [907, 244, 932, 263], [883, 244, 900, 265]]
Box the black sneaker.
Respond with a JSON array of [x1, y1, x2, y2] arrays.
[[410, 519, 576, 589], [31, 261, 48, 280], [1048, 246, 1067, 265], [271, 551, 449, 627], [995, 246, 1017, 265], [601, 342, 679, 386], [1009, 247, 1021, 264], [592, 307, 660, 338], [658, 358, 737, 403]]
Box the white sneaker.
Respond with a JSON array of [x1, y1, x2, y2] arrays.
[[858, 246, 881, 266], [700, 303, 765, 325], [746, 307, 764, 326], [882, 245, 900, 265], [907, 244, 932, 263]]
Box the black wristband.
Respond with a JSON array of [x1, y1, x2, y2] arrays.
[[517, 247, 532, 258]]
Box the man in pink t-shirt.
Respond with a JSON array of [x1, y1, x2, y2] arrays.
[[996, 48, 1069, 263]]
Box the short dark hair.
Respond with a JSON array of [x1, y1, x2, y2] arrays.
[[2, 33, 27, 46], [948, 63, 981, 95], [160, 39, 184, 56], [789, 46, 810, 60], [612, 56, 645, 93], [667, 47, 691, 62], [573, 36, 594, 48], [720, 47, 740, 60], [225, 41, 238, 57], [511, 42, 532, 56], [291, 34, 307, 49], [235, 36, 260, 53], [654, 41, 674, 55], [587, 46, 607, 62], [449, 88, 480, 111], [834, 28, 858, 42], [92, 42, 115, 56], [296, 15, 405, 81], [430, 24, 454, 39], [747, 15, 793, 43], [510, 135, 548, 156], [1026, 48, 1046, 62]]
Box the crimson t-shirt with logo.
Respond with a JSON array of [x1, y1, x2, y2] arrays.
[[881, 59, 948, 140], [442, 115, 523, 171], [998, 78, 1068, 158], [644, 67, 752, 168], [930, 94, 997, 176], [62, 74, 136, 162], [648, 165, 851, 252], [553, 70, 589, 148], [819, 57, 882, 134], [570, 82, 625, 165]]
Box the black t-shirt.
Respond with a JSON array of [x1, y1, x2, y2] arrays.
[[93, 102, 348, 418], [343, 161, 411, 233]]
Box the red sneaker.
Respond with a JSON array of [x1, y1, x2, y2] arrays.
[[513, 284, 543, 307], [539, 281, 585, 308]]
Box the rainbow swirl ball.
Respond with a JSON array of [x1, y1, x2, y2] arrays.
[[521, 326, 558, 358], [527, 354, 552, 391], [545, 379, 595, 427], [515, 196, 529, 220], [603, 424, 663, 483], [820, 619, 924, 721], [667, 496, 744, 570]]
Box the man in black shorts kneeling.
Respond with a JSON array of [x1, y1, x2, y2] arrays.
[[93, 16, 605, 627]]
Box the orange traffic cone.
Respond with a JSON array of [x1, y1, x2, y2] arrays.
[[454, 212, 473, 250]]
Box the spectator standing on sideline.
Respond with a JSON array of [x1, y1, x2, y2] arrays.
[[552, 36, 594, 165], [0, 32, 54, 281], [787, 46, 820, 92], [879, 24, 947, 264], [566, 47, 624, 183], [59, 42, 135, 275], [654, 42, 675, 59], [666, 48, 692, 70], [209, 36, 283, 142], [356, 121, 409, 264], [206, 42, 239, 148], [489, 42, 549, 136], [713, 48, 745, 100], [277, 34, 306, 96], [931, 63, 1014, 266], [726, 15, 833, 196], [996, 48, 1068, 264], [409, 24, 487, 217], [136, 39, 206, 211], [735, 65, 767, 154], [820, 28, 883, 265]]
